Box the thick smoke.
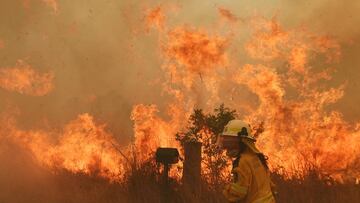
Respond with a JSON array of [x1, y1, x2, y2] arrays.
[[0, 0, 360, 201]]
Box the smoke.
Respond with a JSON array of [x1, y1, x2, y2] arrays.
[[0, 0, 358, 140], [0, 0, 360, 188], [0, 140, 127, 203]]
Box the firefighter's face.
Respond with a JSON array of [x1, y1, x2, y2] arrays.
[[218, 136, 239, 149], [217, 135, 241, 157], [225, 141, 248, 158]]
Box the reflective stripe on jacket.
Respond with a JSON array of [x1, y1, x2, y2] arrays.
[[223, 150, 276, 203]]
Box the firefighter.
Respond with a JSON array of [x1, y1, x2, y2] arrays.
[[218, 120, 276, 203]]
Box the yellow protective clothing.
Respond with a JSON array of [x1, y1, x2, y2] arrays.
[[240, 137, 260, 154], [223, 149, 276, 203]]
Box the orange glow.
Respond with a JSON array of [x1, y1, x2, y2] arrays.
[[131, 104, 182, 161], [237, 16, 359, 180], [0, 40, 4, 49], [164, 26, 229, 74], [246, 17, 289, 61], [129, 21, 232, 168], [289, 46, 308, 74], [139, 10, 360, 181], [4, 6, 359, 183], [0, 60, 54, 96], [145, 6, 166, 32], [2, 113, 126, 181]]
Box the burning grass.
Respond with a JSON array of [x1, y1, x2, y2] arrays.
[[1, 145, 359, 203], [1, 105, 359, 202]]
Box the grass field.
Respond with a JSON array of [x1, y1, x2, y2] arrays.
[[1, 145, 359, 203]]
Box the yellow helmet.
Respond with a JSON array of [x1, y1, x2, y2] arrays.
[[222, 120, 255, 140], [219, 120, 260, 153]]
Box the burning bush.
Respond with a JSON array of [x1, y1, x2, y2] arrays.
[[176, 104, 236, 186]]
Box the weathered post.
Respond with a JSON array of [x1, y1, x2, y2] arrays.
[[182, 141, 202, 197]]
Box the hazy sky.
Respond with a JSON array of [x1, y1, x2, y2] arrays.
[[0, 0, 359, 143]]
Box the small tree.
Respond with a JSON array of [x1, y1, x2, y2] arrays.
[[176, 104, 236, 186]]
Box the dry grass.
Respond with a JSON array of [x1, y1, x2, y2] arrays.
[[1, 144, 359, 203], [272, 170, 360, 203], [31, 164, 360, 203]]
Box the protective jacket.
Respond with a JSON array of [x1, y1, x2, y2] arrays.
[[223, 149, 275, 203]]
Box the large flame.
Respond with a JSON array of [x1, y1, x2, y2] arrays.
[[238, 17, 358, 180], [130, 20, 233, 166], [138, 8, 360, 181], [1, 112, 126, 181]]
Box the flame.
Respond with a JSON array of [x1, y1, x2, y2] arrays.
[[164, 26, 229, 74], [130, 16, 232, 164], [131, 104, 183, 161], [3, 6, 359, 183], [161, 26, 232, 110], [0, 60, 54, 96], [1, 113, 126, 181], [129, 9, 236, 181], [245, 17, 289, 61], [145, 6, 166, 32], [139, 8, 360, 181], [237, 16, 359, 180]]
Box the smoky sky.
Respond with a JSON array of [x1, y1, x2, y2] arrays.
[[0, 0, 359, 144]]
